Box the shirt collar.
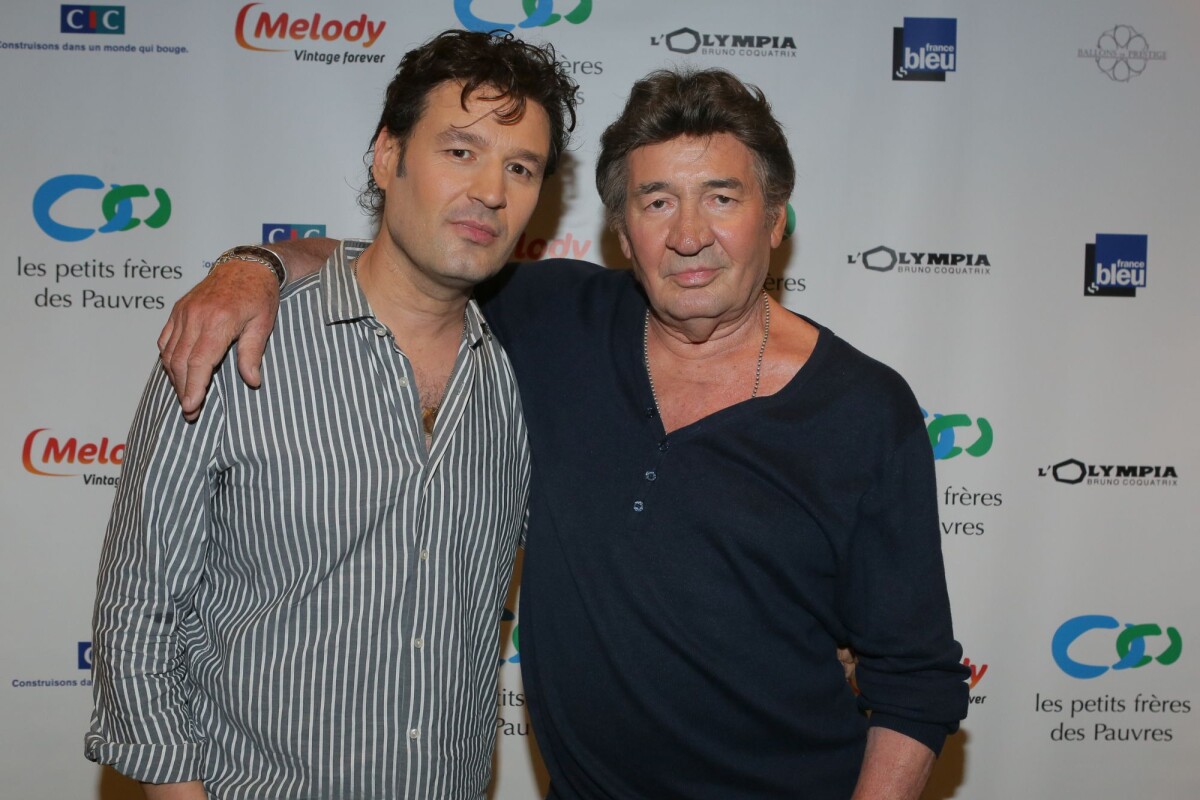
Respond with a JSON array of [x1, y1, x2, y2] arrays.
[[322, 238, 491, 349]]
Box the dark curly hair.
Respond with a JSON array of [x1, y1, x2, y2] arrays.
[[360, 30, 578, 218], [595, 69, 794, 233]]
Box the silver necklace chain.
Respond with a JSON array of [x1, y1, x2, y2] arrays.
[[643, 290, 771, 413]]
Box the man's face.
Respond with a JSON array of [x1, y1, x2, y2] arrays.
[[372, 81, 551, 291], [617, 133, 786, 329]]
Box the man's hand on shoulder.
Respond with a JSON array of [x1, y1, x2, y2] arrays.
[[158, 260, 279, 421], [157, 238, 336, 421]]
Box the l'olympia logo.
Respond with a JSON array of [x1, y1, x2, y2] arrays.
[[1078, 25, 1166, 82], [33, 175, 170, 243], [1085, 233, 1147, 298], [61, 5, 125, 34], [235, 3, 386, 52], [893, 17, 957, 81], [849, 245, 991, 276], [1053, 615, 1181, 680], [263, 224, 326, 243], [650, 27, 797, 58], [922, 408, 992, 460], [23, 428, 125, 479], [455, 0, 591, 33], [1038, 458, 1178, 487]]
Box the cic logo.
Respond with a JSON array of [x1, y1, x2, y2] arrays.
[[455, 0, 591, 32], [33, 175, 170, 242], [1052, 615, 1182, 680], [262, 224, 326, 243], [61, 5, 125, 34]]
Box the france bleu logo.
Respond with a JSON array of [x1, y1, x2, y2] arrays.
[[893, 17, 957, 81]]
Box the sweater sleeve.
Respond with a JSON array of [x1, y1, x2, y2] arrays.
[[838, 422, 969, 755]]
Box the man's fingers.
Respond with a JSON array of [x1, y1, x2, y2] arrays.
[[236, 312, 275, 388]]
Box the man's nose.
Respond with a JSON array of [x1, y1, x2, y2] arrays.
[[665, 204, 713, 255], [469, 164, 508, 210]]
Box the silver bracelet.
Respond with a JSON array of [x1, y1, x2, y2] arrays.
[[212, 245, 287, 286]]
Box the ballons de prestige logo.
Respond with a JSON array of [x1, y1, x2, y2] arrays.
[[1052, 616, 1181, 680], [1078, 25, 1166, 82], [33, 175, 170, 242], [455, 0, 591, 32]]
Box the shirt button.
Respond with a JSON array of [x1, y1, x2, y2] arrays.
[[645, 405, 657, 417], [658, 439, 669, 452], [420, 548, 429, 561], [409, 728, 420, 740], [413, 637, 424, 649], [398, 376, 409, 387], [633, 501, 644, 512], [644, 470, 657, 481], [374, 327, 388, 338]]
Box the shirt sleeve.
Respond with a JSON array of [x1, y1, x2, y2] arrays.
[[85, 363, 226, 783], [838, 422, 970, 755]]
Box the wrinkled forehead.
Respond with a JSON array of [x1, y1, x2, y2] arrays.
[[625, 133, 760, 188]]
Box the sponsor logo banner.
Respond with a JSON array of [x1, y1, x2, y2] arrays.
[[60, 5, 125, 34], [456, 0, 592, 33], [923, 408, 993, 460], [1085, 233, 1147, 298], [33, 175, 170, 242], [849, 244, 991, 276], [235, 2, 386, 64], [1052, 615, 1181, 680], [262, 224, 326, 243], [650, 26, 796, 58], [1038, 458, 1177, 487], [1078, 25, 1166, 82], [893, 17, 957, 81]]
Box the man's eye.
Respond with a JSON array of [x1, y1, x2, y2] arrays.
[[449, 149, 471, 159], [509, 163, 531, 177], [714, 195, 734, 205], [648, 199, 669, 210]]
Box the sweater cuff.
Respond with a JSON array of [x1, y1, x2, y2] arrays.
[[867, 712, 955, 756], [85, 734, 205, 784]]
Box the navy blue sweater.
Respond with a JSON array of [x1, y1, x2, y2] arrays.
[[479, 260, 968, 799]]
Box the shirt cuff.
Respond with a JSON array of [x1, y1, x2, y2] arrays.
[[85, 734, 205, 784], [867, 711, 956, 756]]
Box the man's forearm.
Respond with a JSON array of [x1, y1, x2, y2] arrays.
[[269, 236, 339, 286], [142, 780, 206, 800], [850, 727, 936, 800]]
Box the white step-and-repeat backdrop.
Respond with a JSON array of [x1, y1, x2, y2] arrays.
[[2, 1, 1197, 797]]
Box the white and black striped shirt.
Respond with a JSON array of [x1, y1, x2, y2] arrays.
[[87, 240, 530, 799]]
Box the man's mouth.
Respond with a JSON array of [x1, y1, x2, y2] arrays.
[[451, 219, 500, 244]]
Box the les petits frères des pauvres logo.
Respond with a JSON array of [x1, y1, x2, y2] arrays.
[[1038, 615, 1189, 744], [235, 2, 386, 66]]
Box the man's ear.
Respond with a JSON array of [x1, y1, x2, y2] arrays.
[[372, 130, 402, 191], [769, 202, 788, 248], [615, 219, 633, 261]]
